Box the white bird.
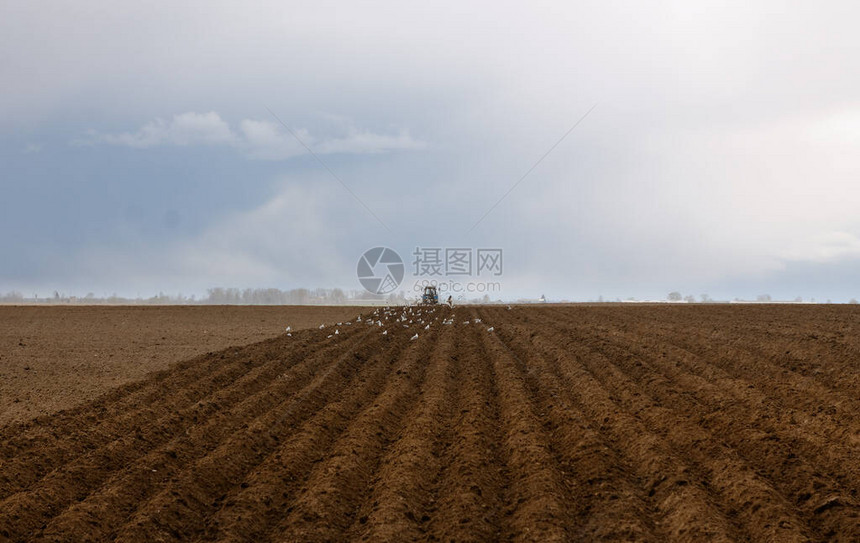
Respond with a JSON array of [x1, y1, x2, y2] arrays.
[[335, 329, 339, 335], [285, 326, 291, 332], [287, 333, 292, 337], [327, 334, 333, 338], [382, 330, 388, 335], [487, 327, 494, 332], [424, 324, 430, 330], [319, 324, 325, 329], [410, 333, 419, 340]]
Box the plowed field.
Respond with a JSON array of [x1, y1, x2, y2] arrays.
[[0, 305, 360, 425], [1, 305, 858, 542]]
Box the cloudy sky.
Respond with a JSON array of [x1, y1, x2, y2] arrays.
[[2, 1, 859, 301]]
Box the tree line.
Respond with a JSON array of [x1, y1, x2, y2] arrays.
[[0, 288, 408, 305]]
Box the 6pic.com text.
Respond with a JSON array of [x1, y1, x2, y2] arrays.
[[412, 279, 502, 294]]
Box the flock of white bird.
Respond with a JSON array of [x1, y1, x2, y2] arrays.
[[283, 304, 512, 341]]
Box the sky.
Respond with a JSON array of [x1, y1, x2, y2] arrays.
[[2, 1, 860, 302]]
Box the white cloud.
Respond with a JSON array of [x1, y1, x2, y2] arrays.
[[79, 112, 236, 148], [76, 111, 424, 160], [779, 231, 860, 263], [315, 128, 424, 155], [6, 2, 860, 300], [238, 119, 306, 160], [69, 179, 355, 294]]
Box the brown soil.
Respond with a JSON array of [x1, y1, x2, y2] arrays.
[[0, 304, 858, 542], [0, 306, 360, 426]]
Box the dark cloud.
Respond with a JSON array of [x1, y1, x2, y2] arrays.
[[1, 2, 859, 300]]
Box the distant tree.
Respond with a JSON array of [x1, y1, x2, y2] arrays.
[[291, 288, 310, 305], [667, 291, 682, 301], [700, 294, 711, 303], [386, 291, 406, 303], [0, 291, 24, 303], [794, 297, 803, 303], [206, 288, 225, 304], [684, 295, 696, 303], [849, 298, 858, 304], [330, 288, 346, 304], [756, 294, 772, 302]]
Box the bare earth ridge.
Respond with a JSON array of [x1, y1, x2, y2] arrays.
[[0, 306, 360, 425], [0, 304, 858, 541]]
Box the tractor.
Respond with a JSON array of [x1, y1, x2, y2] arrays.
[[421, 285, 439, 305]]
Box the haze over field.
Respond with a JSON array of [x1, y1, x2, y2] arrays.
[[2, 1, 859, 301]]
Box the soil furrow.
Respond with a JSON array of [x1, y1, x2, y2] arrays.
[[489, 308, 739, 542], [550, 312, 860, 539], [268, 319, 444, 542], [30, 327, 376, 542], [487, 315, 661, 541], [583, 307, 860, 496], [0, 328, 345, 499], [199, 324, 433, 542], [109, 325, 391, 542], [590, 306, 860, 421], [620, 304, 860, 383], [473, 310, 575, 542], [1, 305, 857, 542], [0, 327, 369, 542], [422, 310, 506, 542], [522, 309, 813, 541], [344, 322, 460, 542]]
